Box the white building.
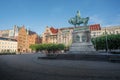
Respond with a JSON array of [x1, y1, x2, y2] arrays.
[[91, 26, 120, 38], [57, 27, 73, 46], [0, 37, 17, 53], [0, 25, 19, 39]]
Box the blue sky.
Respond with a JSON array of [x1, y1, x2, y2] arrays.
[[0, 0, 120, 34]]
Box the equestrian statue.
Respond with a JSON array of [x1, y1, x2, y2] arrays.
[[68, 11, 89, 27]]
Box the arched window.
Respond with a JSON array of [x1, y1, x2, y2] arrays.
[[116, 31, 119, 34], [76, 35, 80, 42], [82, 36, 87, 42]]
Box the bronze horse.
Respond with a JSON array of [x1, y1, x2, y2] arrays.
[[68, 17, 89, 26], [68, 11, 89, 26]]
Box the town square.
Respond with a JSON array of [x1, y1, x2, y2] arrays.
[[0, 0, 120, 80]]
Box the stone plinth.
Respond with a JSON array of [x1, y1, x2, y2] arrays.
[[69, 42, 96, 54], [68, 26, 96, 54]]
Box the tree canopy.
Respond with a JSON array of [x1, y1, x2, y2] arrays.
[[29, 43, 65, 53], [91, 34, 120, 51]]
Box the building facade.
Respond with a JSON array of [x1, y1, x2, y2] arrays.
[[90, 24, 101, 38], [42, 26, 58, 44], [91, 26, 120, 38], [0, 25, 19, 40], [17, 26, 41, 53], [17, 26, 28, 53], [57, 27, 73, 46], [9, 25, 19, 39], [0, 30, 9, 38], [42, 24, 120, 46], [0, 37, 17, 53], [0, 25, 41, 53], [42, 24, 101, 46]]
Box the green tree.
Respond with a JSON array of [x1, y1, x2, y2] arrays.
[[30, 43, 65, 53], [92, 34, 120, 51]]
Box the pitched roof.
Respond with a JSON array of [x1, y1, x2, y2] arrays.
[[50, 27, 58, 34], [89, 24, 101, 31]]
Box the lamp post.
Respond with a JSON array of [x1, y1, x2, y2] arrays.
[[93, 33, 97, 50], [105, 28, 108, 53]]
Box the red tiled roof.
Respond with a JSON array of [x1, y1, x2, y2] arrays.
[[89, 24, 101, 31], [50, 27, 58, 34]]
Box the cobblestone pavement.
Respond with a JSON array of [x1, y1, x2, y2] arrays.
[[0, 53, 120, 80]]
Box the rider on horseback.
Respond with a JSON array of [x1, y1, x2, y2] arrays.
[[68, 11, 89, 27]]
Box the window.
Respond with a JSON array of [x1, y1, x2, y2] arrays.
[[75, 35, 80, 43], [110, 32, 111, 34], [113, 31, 115, 34], [116, 31, 119, 34], [103, 32, 105, 35], [82, 36, 87, 42]]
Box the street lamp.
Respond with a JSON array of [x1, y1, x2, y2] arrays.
[[105, 27, 108, 53], [93, 33, 96, 50]]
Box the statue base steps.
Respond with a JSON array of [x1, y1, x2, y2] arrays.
[[68, 42, 96, 54]]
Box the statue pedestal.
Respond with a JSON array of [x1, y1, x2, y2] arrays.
[[68, 26, 96, 54]]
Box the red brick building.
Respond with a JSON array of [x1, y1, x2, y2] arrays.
[[17, 26, 41, 53]]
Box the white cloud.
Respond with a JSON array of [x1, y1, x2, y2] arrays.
[[89, 15, 104, 25], [89, 15, 120, 27]]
